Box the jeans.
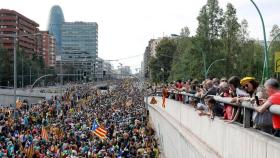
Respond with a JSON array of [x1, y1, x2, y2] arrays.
[[274, 129, 280, 137]]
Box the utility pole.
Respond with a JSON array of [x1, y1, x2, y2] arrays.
[[29, 65, 31, 86], [21, 53, 23, 88], [13, 33, 17, 109]]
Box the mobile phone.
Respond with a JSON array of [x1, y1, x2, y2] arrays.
[[255, 96, 260, 105]]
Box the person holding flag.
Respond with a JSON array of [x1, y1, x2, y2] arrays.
[[92, 119, 107, 140], [41, 126, 48, 141], [162, 85, 168, 108], [24, 140, 34, 158]]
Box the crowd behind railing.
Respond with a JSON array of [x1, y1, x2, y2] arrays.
[[148, 76, 280, 138]]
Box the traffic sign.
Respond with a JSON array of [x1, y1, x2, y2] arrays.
[[275, 52, 280, 72]]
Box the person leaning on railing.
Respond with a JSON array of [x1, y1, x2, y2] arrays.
[[252, 86, 273, 134], [255, 78, 280, 137], [228, 76, 249, 123], [175, 80, 183, 102], [219, 82, 234, 120]]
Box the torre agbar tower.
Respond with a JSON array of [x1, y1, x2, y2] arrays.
[[47, 5, 64, 55]]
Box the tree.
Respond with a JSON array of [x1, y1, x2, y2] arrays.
[[195, 0, 224, 78], [221, 3, 240, 75], [270, 24, 280, 76], [180, 26, 190, 37], [238, 19, 249, 44], [169, 37, 193, 81], [270, 24, 280, 41], [148, 38, 177, 83], [0, 48, 13, 86]]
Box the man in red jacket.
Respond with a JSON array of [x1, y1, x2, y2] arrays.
[[256, 78, 280, 137], [176, 80, 183, 102]]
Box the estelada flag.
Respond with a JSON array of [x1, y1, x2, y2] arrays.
[[92, 119, 107, 139], [150, 97, 157, 104], [41, 127, 48, 141], [24, 141, 34, 158]]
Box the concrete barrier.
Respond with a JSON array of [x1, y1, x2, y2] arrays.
[[147, 96, 280, 158]]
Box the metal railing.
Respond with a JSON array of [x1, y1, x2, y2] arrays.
[[153, 90, 280, 128]]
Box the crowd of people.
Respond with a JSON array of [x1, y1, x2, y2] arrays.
[[0, 79, 159, 157], [158, 76, 280, 137]]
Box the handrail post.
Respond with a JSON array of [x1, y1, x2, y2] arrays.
[[243, 107, 251, 128]]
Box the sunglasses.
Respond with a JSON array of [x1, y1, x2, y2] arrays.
[[243, 84, 249, 89]]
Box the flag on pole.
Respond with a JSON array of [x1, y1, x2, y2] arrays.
[[92, 119, 107, 139], [41, 127, 48, 141]]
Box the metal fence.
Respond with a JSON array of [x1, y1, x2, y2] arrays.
[[153, 90, 280, 128]]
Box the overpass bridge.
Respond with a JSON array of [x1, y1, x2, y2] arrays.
[[0, 88, 60, 105], [146, 96, 280, 158], [0, 82, 111, 106]]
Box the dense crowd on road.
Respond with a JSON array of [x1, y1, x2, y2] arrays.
[[155, 76, 280, 137], [0, 79, 159, 157]]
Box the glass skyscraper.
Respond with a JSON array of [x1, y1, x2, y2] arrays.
[[47, 5, 65, 54], [61, 22, 98, 81], [61, 22, 98, 60], [47, 5, 98, 81]]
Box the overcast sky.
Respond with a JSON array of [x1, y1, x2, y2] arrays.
[[1, 0, 279, 72]]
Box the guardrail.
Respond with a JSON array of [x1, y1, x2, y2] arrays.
[[154, 90, 280, 128]]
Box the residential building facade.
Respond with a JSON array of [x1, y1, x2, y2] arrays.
[[40, 31, 56, 67], [0, 9, 40, 55], [143, 38, 161, 80]]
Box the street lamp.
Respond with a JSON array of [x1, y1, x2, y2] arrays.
[[55, 55, 63, 96], [250, 0, 269, 82], [0, 32, 41, 108], [119, 63, 123, 79], [205, 58, 226, 79]]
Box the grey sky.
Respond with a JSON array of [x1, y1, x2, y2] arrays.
[[1, 0, 279, 72]]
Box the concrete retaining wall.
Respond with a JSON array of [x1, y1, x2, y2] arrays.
[[147, 96, 280, 158]]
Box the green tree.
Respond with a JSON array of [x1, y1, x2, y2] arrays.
[[238, 19, 249, 44], [180, 26, 190, 37], [149, 38, 177, 83], [196, 0, 224, 78], [270, 24, 280, 76], [0, 48, 13, 86], [221, 3, 240, 75]]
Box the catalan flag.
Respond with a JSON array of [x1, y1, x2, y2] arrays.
[[92, 119, 107, 139], [41, 127, 48, 141], [24, 140, 34, 158]]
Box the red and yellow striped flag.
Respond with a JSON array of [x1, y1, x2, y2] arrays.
[[92, 119, 107, 139], [24, 141, 34, 158], [41, 127, 48, 141]]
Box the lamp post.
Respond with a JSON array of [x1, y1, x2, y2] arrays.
[[13, 33, 17, 109], [205, 58, 226, 79], [29, 64, 32, 85], [60, 57, 63, 96], [0, 32, 41, 108], [250, 0, 269, 82], [55, 55, 63, 96], [21, 52, 24, 88]]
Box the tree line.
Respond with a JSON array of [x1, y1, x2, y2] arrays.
[[0, 47, 58, 87], [149, 0, 280, 83]]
